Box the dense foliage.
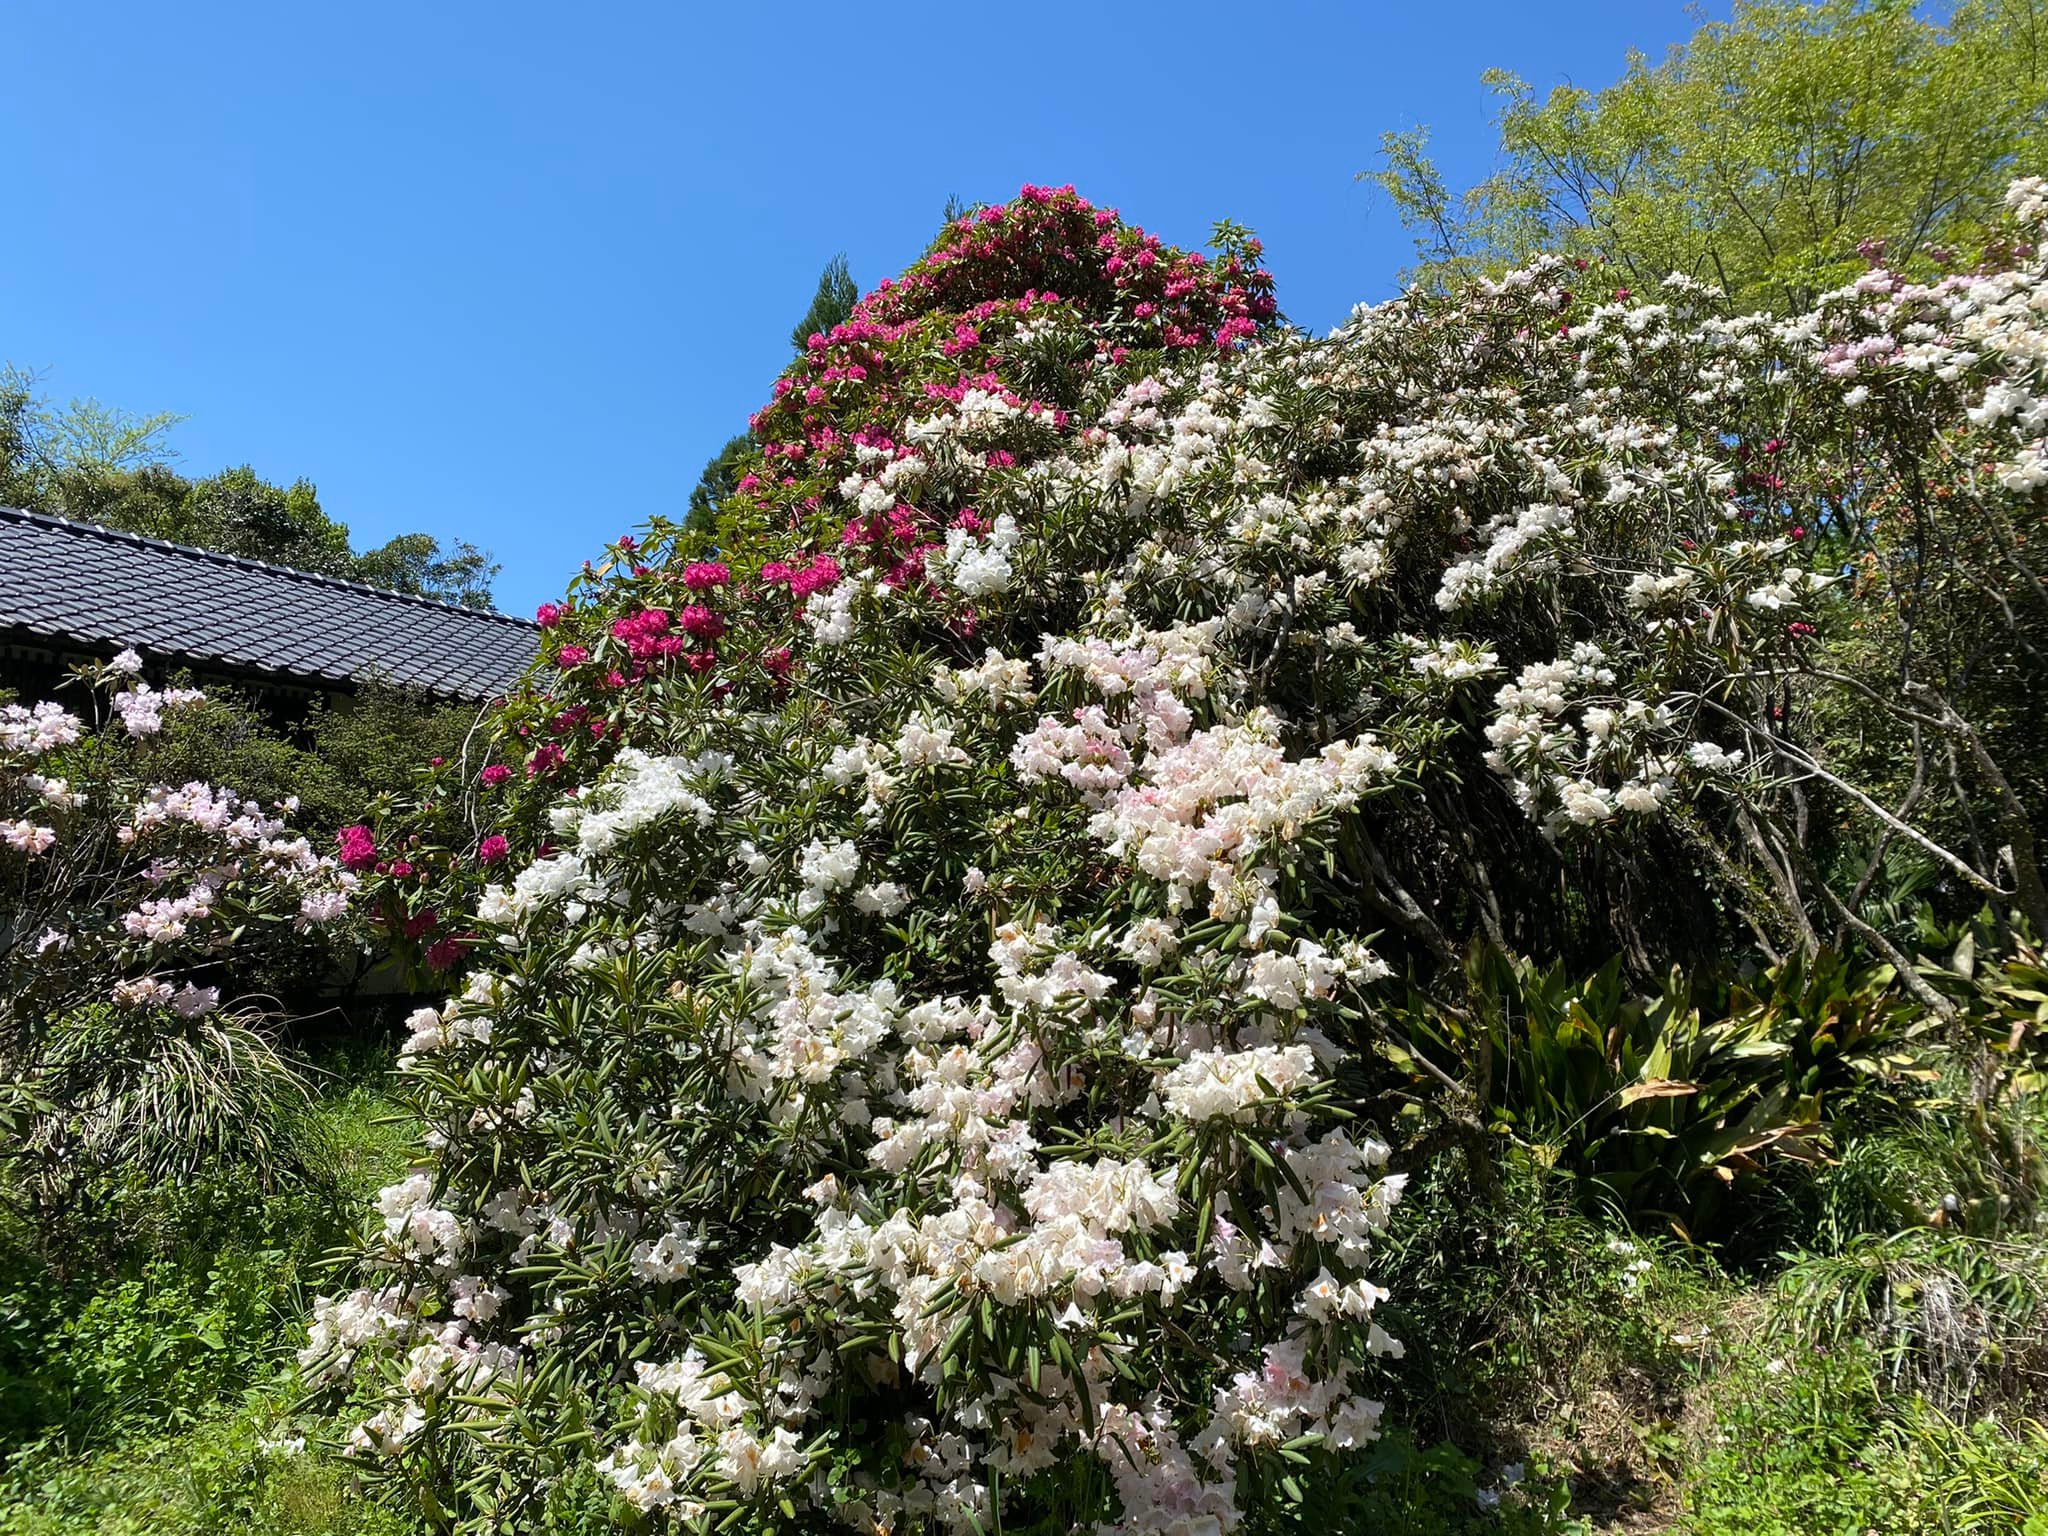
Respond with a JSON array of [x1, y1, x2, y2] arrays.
[[1372, 0, 2048, 309], [301, 172, 2048, 1535]]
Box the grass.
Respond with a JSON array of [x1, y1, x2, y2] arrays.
[[0, 1045, 420, 1536], [1677, 1346, 2048, 1535], [0, 1400, 416, 1536]]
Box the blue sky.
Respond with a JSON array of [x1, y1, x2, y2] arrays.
[[3, 2, 1714, 616]]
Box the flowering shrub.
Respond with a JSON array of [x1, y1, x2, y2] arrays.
[[0, 652, 355, 1197], [311, 180, 2048, 1531]]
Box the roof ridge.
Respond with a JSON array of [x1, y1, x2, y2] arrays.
[[0, 505, 537, 630]]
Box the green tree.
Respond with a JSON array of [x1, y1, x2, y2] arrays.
[[174, 465, 355, 575], [353, 531, 502, 609], [684, 432, 754, 539], [0, 364, 182, 515], [1369, 0, 2048, 308], [54, 463, 190, 541], [0, 371, 31, 509], [930, 194, 988, 254], [787, 252, 859, 352], [1, 366, 501, 606], [685, 255, 863, 539]]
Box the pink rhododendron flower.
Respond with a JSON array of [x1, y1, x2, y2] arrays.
[[682, 561, 731, 591], [677, 606, 726, 641], [337, 825, 378, 871]]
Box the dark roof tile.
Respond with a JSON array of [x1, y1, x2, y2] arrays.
[[0, 507, 540, 701]]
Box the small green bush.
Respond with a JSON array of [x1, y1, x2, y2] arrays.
[[0, 1400, 420, 1536], [1681, 1345, 2048, 1536], [0, 1051, 417, 1531]]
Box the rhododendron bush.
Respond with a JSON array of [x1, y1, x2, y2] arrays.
[[309, 181, 2048, 1531], [0, 652, 355, 1196]]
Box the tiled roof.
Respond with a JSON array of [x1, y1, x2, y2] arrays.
[[0, 506, 539, 701]]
